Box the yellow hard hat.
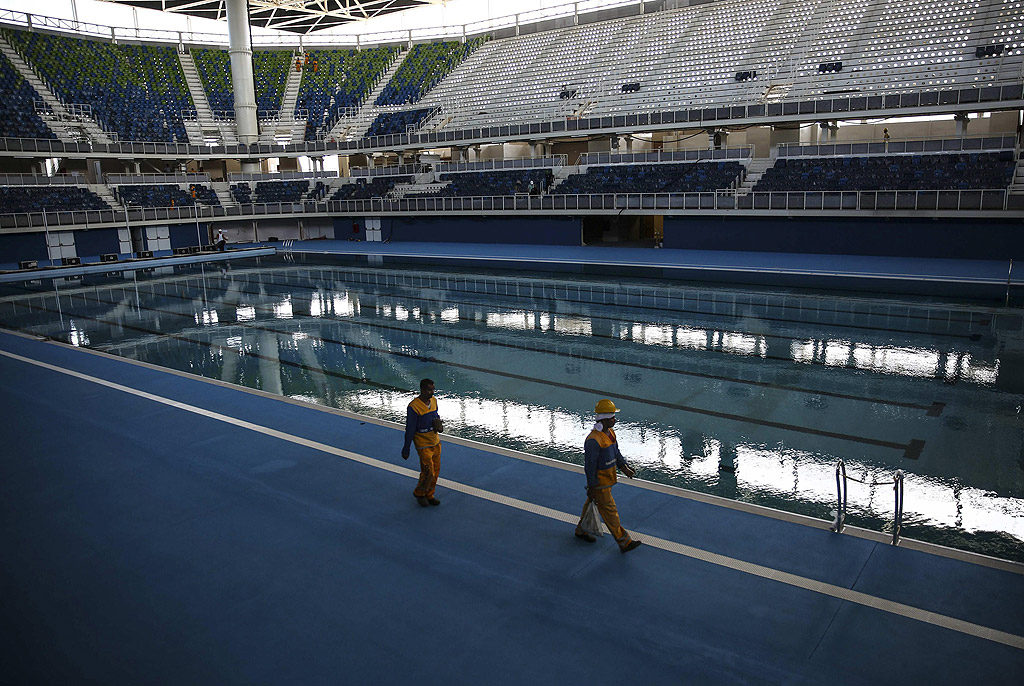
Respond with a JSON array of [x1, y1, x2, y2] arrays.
[[594, 399, 620, 414]]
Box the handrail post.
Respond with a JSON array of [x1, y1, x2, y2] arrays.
[[830, 459, 847, 533], [892, 470, 904, 546]]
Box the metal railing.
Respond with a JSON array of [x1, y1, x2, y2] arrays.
[[830, 459, 905, 545], [228, 171, 338, 182], [106, 173, 212, 185], [0, 173, 88, 186], [0, 82, 1021, 158], [577, 147, 753, 166], [1, 188, 1021, 231], [777, 135, 1019, 158], [351, 164, 426, 178], [433, 155, 569, 173], [738, 189, 1017, 212]]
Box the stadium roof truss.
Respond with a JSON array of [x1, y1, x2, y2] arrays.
[[103, 1, 444, 34]]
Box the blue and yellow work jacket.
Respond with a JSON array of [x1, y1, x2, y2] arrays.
[[584, 428, 627, 489], [403, 396, 440, 454]]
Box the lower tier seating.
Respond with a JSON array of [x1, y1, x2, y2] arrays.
[[755, 152, 1016, 191], [406, 169, 553, 197], [115, 184, 219, 208], [554, 161, 744, 194], [0, 186, 107, 213], [332, 176, 412, 200]]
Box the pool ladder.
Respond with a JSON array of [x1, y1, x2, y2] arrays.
[[830, 459, 905, 545]]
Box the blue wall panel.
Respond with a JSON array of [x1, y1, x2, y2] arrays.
[[73, 228, 120, 258], [169, 223, 206, 249], [663, 216, 1024, 259], [380, 216, 581, 245], [0, 232, 47, 264]]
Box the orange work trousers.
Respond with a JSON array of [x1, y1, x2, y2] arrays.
[[413, 443, 442, 498], [576, 486, 633, 550]]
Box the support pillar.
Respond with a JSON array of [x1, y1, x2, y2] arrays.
[[226, 0, 260, 172]]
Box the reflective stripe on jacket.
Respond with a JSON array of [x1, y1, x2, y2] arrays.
[[403, 396, 440, 453], [584, 428, 626, 488]]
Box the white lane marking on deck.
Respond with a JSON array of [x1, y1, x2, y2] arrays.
[[3, 347, 1023, 651]]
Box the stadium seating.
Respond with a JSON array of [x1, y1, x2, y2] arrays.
[[114, 184, 220, 208], [231, 183, 252, 203], [554, 162, 744, 194], [4, 28, 192, 143], [406, 169, 554, 197], [0, 52, 56, 139], [375, 37, 486, 106], [754, 152, 1016, 192], [253, 180, 306, 203], [0, 186, 107, 213], [294, 47, 398, 140], [229, 180, 330, 204], [418, 0, 1022, 129], [332, 176, 412, 200], [192, 48, 292, 114], [365, 108, 436, 137]]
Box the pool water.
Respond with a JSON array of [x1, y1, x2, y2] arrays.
[[2, 254, 1023, 562]]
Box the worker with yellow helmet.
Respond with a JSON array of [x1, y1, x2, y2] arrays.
[[575, 398, 642, 553]]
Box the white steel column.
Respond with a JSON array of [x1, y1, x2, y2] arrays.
[[226, 0, 259, 160]]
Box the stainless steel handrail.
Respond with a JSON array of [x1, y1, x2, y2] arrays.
[[830, 459, 906, 546]]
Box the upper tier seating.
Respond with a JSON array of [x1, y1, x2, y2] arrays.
[[365, 108, 435, 137], [407, 169, 554, 197], [4, 29, 192, 142], [295, 47, 398, 140], [332, 176, 412, 200], [555, 162, 744, 194], [114, 184, 220, 208], [375, 37, 487, 106], [419, 0, 1023, 129], [754, 152, 1017, 192], [0, 186, 107, 213], [0, 52, 56, 139], [192, 49, 292, 114]]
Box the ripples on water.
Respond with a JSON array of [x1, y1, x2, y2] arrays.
[[1, 255, 1021, 562]]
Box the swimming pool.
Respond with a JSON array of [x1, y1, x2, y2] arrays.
[[2, 254, 1022, 561]]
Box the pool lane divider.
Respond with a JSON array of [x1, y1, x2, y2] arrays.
[[0, 344, 1019, 650], [227, 265, 989, 340], [10, 289, 927, 459], [43, 275, 947, 417]]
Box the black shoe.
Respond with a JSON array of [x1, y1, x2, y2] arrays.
[[427, 497, 441, 506], [415, 495, 430, 507], [575, 531, 596, 543], [621, 540, 642, 554]]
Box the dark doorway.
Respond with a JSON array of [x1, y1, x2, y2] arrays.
[[582, 215, 662, 247]]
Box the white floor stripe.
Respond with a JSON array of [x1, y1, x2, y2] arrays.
[[3, 347, 1023, 651]]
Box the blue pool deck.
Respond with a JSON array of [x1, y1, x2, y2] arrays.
[[1, 327, 1022, 685], [270, 240, 1024, 291]]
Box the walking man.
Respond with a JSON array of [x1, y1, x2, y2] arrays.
[[575, 399, 642, 553], [401, 378, 444, 507]]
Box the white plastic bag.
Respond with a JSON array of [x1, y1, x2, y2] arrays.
[[580, 498, 604, 537]]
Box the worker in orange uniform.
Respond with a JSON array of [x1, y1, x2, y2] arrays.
[[401, 378, 444, 507], [575, 399, 642, 553], [295, 57, 302, 72]]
